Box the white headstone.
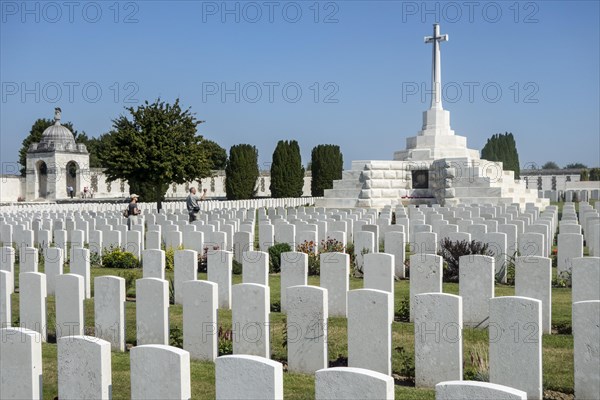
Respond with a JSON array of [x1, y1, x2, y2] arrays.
[[0, 271, 10, 327], [320, 252, 349, 317], [55, 274, 84, 339], [215, 355, 283, 400], [0, 328, 43, 399], [348, 289, 393, 375], [515, 256, 552, 334], [136, 278, 169, 345], [573, 300, 600, 399], [183, 280, 218, 361], [572, 257, 600, 303], [409, 254, 442, 321], [557, 233, 584, 278], [43, 247, 63, 296], [363, 253, 394, 295], [58, 336, 112, 400], [280, 251, 308, 312], [94, 275, 126, 351], [242, 250, 269, 286], [174, 250, 198, 305], [143, 249, 166, 280], [435, 381, 526, 400], [459, 255, 494, 328], [414, 293, 462, 387], [384, 231, 405, 278], [130, 345, 191, 399], [70, 247, 91, 299], [286, 285, 328, 374], [232, 283, 270, 358], [208, 250, 233, 309], [489, 296, 542, 400], [315, 367, 394, 400], [19, 272, 47, 341]]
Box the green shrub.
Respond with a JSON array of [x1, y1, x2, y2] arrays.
[[437, 239, 493, 282], [232, 259, 243, 275], [394, 346, 415, 379], [169, 325, 183, 348], [118, 269, 141, 296], [218, 326, 233, 356], [89, 251, 102, 268], [268, 243, 292, 273], [394, 297, 410, 322], [296, 238, 346, 276], [102, 246, 139, 269]]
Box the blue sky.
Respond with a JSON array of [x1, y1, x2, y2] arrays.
[[1, 1, 599, 173]]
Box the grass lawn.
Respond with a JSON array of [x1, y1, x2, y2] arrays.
[[9, 258, 575, 399]]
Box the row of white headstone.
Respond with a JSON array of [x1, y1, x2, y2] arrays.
[[4, 327, 564, 400]]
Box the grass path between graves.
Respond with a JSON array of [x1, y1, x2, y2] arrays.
[[10, 261, 575, 399]]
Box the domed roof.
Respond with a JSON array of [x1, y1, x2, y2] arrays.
[[28, 108, 87, 154], [39, 108, 76, 147]]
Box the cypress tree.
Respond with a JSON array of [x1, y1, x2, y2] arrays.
[[481, 132, 520, 179], [311, 144, 343, 196], [225, 144, 259, 200], [270, 140, 305, 198]]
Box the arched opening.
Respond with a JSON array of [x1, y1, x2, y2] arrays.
[[66, 161, 79, 198], [37, 161, 48, 199]]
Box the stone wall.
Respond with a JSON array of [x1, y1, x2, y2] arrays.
[[0, 169, 313, 202]]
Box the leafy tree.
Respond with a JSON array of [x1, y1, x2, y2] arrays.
[[310, 144, 343, 196], [98, 99, 211, 211], [204, 140, 227, 170], [225, 144, 259, 200], [589, 168, 600, 181], [75, 132, 108, 168], [542, 161, 560, 170], [18, 118, 80, 175], [565, 163, 587, 169], [269, 140, 305, 198], [481, 132, 520, 179]]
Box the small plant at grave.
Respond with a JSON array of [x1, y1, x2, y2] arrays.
[[296, 240, 319, 275], [102, 246, 139, 269], [89, 251, 102, 268], [394, 297, 410, 322], [169, 325, 183, 348], [198, 245, 220, 273], [168, 277, 175, 305], [268, 243, 292, 273], [345, 242, 356, 272], [164, 245, 185, 271], [552, 270, 572, 288], [394, 346, 415, 379], [271, 300, 281, 313], [438, 239, 493, 283], [232, 259, 243, 275], [552, 321, 572, 335], [218, 326, 233, 356], [119, 269, 140, 296], [464, 345, 489, 382], [352, 247, 370, 277]]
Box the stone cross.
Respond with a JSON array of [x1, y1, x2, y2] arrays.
[[425, 23, 448, 110]]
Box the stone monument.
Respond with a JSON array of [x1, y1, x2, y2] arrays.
[[317, 24, 547, 210]]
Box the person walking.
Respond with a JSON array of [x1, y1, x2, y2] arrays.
[[67, 185, 74, 199], [127, 194, 141, 230], [186, 187, 207, 223]]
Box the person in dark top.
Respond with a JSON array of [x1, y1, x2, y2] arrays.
[[186, 187, 207, 222], [127, 194, 141, 230]]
